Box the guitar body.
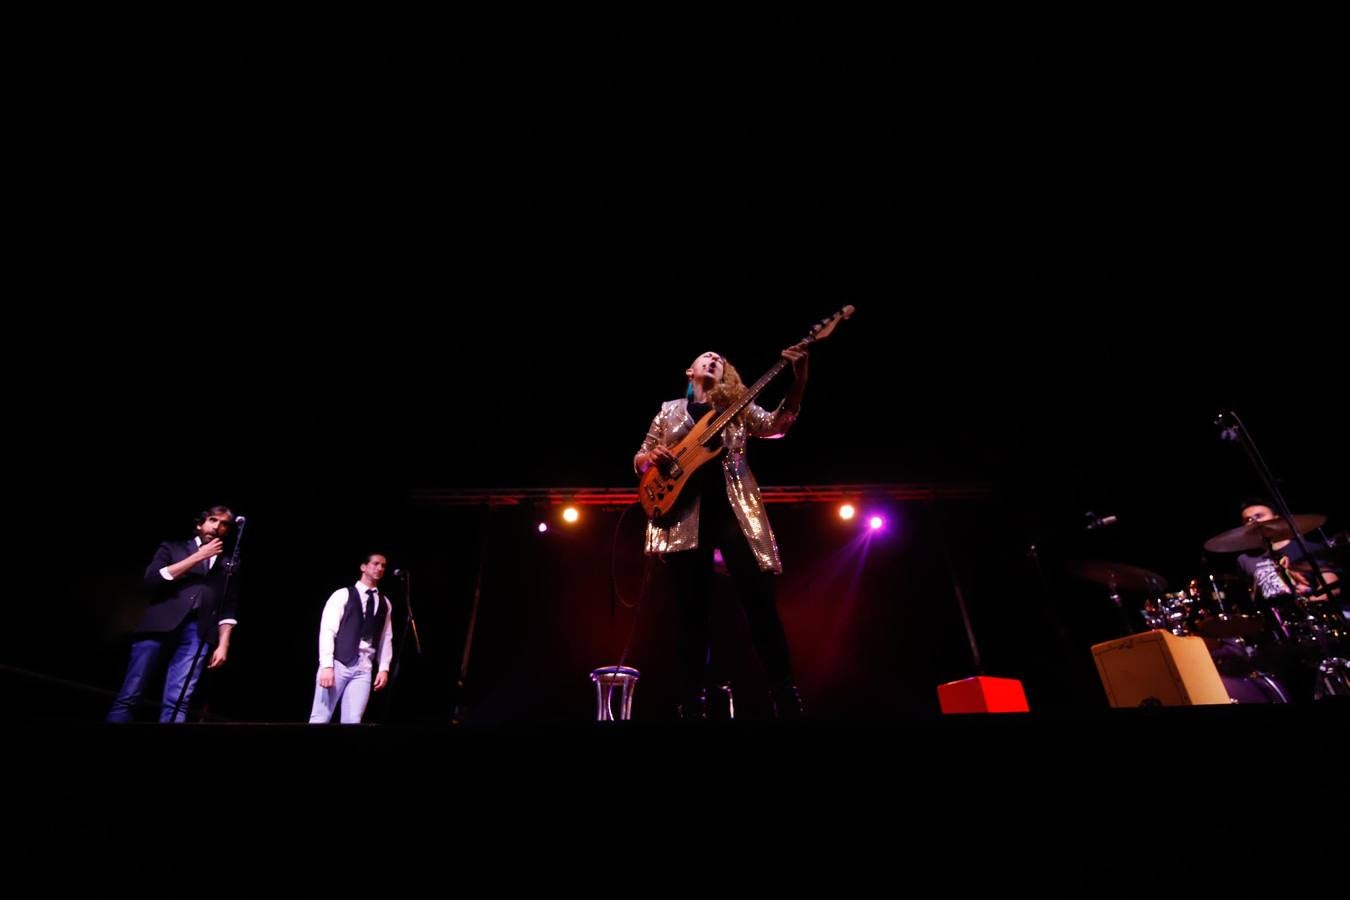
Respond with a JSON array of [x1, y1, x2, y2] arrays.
[[638, 406, 726, 521]]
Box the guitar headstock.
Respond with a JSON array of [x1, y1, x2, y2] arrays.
[[804, 305, 856, 343]]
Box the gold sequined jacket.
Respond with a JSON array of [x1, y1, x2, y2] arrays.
[[634, 398, 799, 573]]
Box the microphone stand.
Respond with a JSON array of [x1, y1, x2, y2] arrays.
[[168, 517, 245, 723], [452, 508, 492, 726], [931, 502, 984, 673], [452, 551, 485, 726], [389, 570, 423, 682]]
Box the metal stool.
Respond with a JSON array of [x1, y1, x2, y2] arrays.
[[589, 665, 640, 721]]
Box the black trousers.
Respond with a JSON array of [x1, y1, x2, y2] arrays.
[[666, 487, 795, 697]]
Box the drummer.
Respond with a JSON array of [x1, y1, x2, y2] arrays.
[[1235, 500, 1342, 604]]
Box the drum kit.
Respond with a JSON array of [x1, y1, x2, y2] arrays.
[[1070, 514, 1349, 702]]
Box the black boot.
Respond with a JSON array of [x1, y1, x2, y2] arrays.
[[678, 689, 708, 720], [770, 684, 805, 720]]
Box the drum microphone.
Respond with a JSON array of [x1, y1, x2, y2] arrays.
[[1085, 512, 1119, 531]]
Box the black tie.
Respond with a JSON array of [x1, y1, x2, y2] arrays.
[[361, 589, 379, 643]]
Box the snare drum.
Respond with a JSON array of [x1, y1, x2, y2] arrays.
[[1190, 574, 1266, 639], [1143, 575, 1267, 639]]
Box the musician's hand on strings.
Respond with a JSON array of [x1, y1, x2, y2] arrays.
[[638, 444, 676, 474], [782, 342, 809, 380]]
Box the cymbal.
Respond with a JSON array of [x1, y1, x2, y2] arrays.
[[1068, 560, 1167, 593], [1203, 514, 1328, 553]]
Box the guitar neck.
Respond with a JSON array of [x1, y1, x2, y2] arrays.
[[699, 304, 851, 438], [707, 356, 790, 434]]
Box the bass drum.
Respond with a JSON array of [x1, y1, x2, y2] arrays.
[[1220, 670, 1291, 704]]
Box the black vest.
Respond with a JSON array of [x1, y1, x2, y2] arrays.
[[334, 585, 388, 667]]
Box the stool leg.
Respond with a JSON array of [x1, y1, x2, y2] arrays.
[[620, 679, 634, 720], [594, 681, 605, 721]]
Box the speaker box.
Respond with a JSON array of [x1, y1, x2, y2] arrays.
[[1091, 630, 1230, 707]]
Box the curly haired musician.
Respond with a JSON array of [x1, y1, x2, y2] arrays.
[[634, 344, 809, 719]]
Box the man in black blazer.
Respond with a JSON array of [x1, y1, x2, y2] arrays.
[[107, 505, 240, 722]]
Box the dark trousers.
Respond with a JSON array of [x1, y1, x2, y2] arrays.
[[666, 488, 795, 698]]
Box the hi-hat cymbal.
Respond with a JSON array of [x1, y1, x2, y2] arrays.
[[1068, 560, 1167, 593], [1202, 514, 1327, 553]]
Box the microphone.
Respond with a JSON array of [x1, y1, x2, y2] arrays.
[[1214, 411, 1240, 442], [1085, 512, 1118, 531], [392, 568, 408, 577], [233, 515, 247, 525]]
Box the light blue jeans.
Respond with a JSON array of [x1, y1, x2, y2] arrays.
[[308, 660, 372, 724]]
